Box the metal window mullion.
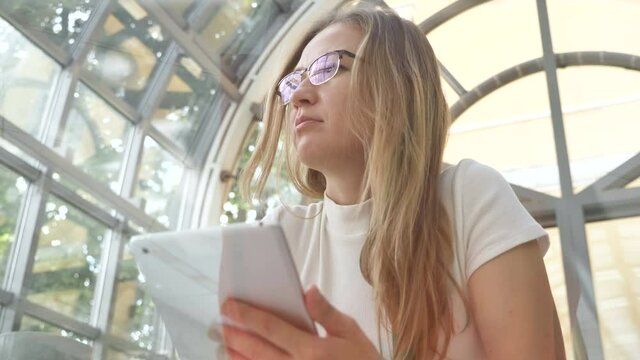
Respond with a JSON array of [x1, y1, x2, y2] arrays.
[[194, 102, 240, 229], [582, 152, 640, 193], [40, 69, 79, 148], [0, 146, 41, 182], [185, 0, 217, 32], [78, 69, 140, 122], [190, 94, 231, 169], [579, 187, 640, 222], [68, 0, 116, 66], [117, 122, 146, 215], [0, 8, 70, 65], [137, 0, 241, 101], [137, 42, 181, 123], [0, 117, 166, 232], [535, 0, 604, 359], [90, 224, 125, 360], [102, 332, 169, 359], [146, 125, 191, 168], [0, 289, 14, 306], [176, 165, 201, 231], [438, 61, 467, 96], [16, 297, 100, 339], [48, 181, 120, 229], [0, 170, 50, 333]]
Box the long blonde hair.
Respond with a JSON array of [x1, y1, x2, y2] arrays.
[[241, 4, 456, 359]]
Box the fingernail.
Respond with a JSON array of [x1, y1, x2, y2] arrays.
[[208, 325, 222, 341]]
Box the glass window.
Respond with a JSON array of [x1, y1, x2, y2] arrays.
[[151, 55, 219, 151], [197, 1, 300, 82], [0, 17, 61, 138], [558, 67, 640, 193], [25, 196, 108, 323], [424, 0, 542, 88], [443, 72, 560, 196], [135, 137, 184, 228], [18, 315, 91, 345], [0, 0, 98, 52], [105, 347, 149, 360], [586, 217, 640, 359], [0, 166, 28, 283], [548, 0, 640, 55], [82, 0, 171, 108], [57, 82, 133, 191], [215, 122, 313, 226], [109, 239, 156, 350], [387, 0, 457, 23], [160, 0, 195, 21]]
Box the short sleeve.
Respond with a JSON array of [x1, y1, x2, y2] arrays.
[[459, 160, 550, 280]]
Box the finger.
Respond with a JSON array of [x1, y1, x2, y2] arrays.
[[305, 286, 356, 337], [223, 325, 289, 360], [208, 324, 223, 342], [225, 346, 250, 360], [222, 299, 314, 356]]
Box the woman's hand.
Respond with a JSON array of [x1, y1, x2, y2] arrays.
[[212, 285, 381, 360]]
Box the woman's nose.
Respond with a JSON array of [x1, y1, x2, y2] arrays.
[[290, 76, 317, 107]]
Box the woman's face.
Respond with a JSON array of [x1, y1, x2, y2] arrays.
[[288, 23, 365, 176]]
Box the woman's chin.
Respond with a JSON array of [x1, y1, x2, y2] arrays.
[[295, 143, 327, 169]]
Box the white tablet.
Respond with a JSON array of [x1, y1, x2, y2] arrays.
[[130, 222, 316, 360]]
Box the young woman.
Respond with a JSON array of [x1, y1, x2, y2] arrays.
[[213, 4, 566, 360]]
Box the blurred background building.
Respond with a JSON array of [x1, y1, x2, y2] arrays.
[[0, 0, 638, 359]]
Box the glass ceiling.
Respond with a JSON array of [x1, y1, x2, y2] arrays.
[[0, 0, 638, 359]]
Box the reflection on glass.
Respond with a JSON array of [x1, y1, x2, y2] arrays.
[[82, 0, 171, 107], [0, 166, 28, 282], [558, 67, 640, 193], [198, 1, 300, 82], [135, 137, 184, 228], [443, 72, 560, 196], [586, 217, 640, 359], [0, 18, 61, 138], [159, 0, 195, 20], [19, 315, 91, 345], [542, 228, 574, 360], [151, 56, 219, 151], [0, 0, 97, 52], [25, 196, 107, 323], [109, 239, 156, 350], [58, 82, 132, 191]]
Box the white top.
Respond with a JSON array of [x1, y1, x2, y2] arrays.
[[261, 159, 549, 359]]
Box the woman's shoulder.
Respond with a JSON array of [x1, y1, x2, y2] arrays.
[[259, 198, 324, 225], [442, 158, 501, 178], [440, 158, 510, 192]]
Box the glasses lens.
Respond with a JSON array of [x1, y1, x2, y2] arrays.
[[278, 72, 301, 104], [309, 52, 340, 85]]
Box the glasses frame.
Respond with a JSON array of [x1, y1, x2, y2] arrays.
[[276, 49, 357, 105]]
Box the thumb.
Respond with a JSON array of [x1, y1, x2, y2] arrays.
[[305, 285, 356, 338]]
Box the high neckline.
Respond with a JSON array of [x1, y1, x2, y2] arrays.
[[323, 191, 372, 237]]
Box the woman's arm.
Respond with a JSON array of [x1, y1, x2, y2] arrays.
[[468, 240, 566, 359]]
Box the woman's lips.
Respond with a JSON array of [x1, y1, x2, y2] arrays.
[[294, 116, 323, 129]]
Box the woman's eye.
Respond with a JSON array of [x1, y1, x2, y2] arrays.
[[312, 65, 336, 75]]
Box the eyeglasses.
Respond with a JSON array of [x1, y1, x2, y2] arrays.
[[276, 49, 356, 105]]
